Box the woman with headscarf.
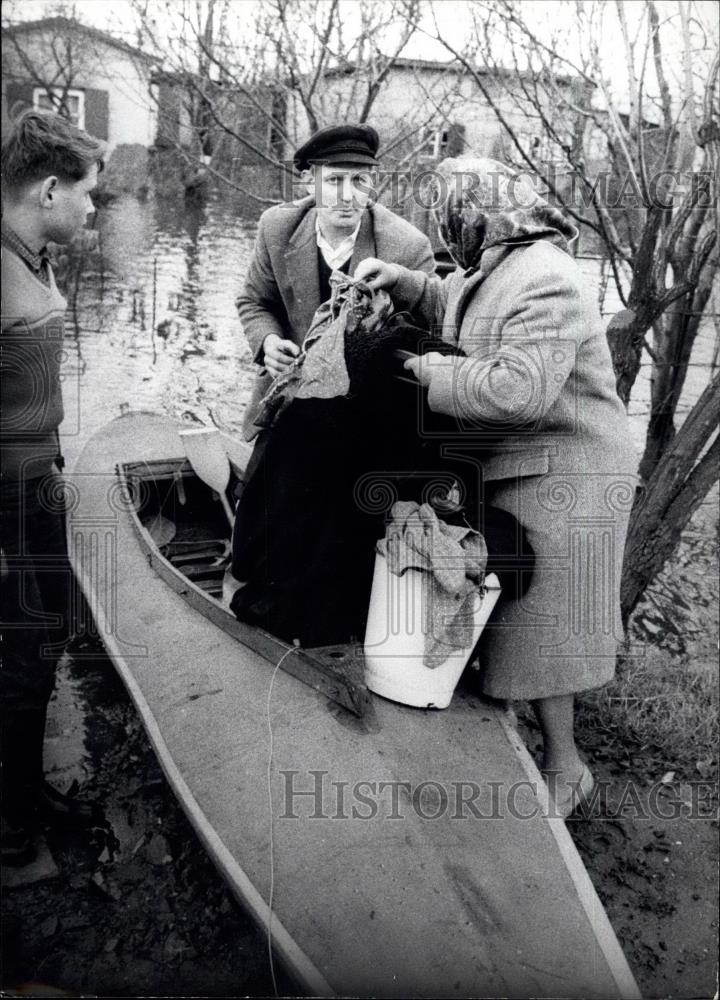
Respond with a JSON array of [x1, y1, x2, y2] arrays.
[[356, 157, 638, 817]]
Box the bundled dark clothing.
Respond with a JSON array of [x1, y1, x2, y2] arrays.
[[231, 277, 533, 647]]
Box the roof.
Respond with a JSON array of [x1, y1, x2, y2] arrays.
[[323, 57, 470, 78], [323, 56, 575, 87], [3, 16, 158, 64]]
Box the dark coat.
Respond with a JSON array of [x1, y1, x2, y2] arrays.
[[393, 240, 638, 699], [236, 196, 435, 439]]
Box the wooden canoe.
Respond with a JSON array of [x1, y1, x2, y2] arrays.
[[69, 411, 640, 999]]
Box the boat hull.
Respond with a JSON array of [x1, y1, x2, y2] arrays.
[[69, 412, 640, 999]]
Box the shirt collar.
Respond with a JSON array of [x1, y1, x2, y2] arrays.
[[1, 220, 50, 274], [315, 216, 362, 271]]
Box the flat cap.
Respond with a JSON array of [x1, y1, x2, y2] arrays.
[[293, 124, 379, 171]]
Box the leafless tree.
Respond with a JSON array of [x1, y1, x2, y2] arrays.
[[124, 0, 468, 202], [418, 0, 718, 623]]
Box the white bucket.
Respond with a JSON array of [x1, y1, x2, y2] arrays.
[[363, 552, 501, 709]]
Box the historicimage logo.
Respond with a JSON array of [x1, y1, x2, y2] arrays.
[[277, 770, 718, 822]]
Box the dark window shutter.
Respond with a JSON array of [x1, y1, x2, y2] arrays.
[[446, 123, 466, 157], [5, 82, 35, 119], [155, 82, 179, 146], [84, 88, 109, 140]]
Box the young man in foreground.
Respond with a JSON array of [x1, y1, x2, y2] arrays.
[[1, 110, 104, 865]]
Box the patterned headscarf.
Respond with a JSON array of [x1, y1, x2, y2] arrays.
[[431, 157, 578, 273]]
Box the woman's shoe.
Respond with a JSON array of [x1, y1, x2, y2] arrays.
[[543, 763, 595, 819]]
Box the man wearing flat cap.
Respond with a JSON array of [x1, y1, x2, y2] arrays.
[[236, 123, 435, 440]]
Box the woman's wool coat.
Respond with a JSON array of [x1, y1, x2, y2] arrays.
[[394, 240, 637, 699]]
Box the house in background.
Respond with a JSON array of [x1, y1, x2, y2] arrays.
[[2, 16, 158, 152], [281, 58, 587, 246], [1, 15, 284, 198], [1, 24, 602, 220], [284, 58, 584, 167]]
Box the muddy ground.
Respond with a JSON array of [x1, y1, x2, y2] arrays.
[[1, 630, 716, 999], [517, 711, 718, 1000], [1, 644, 290, 997]]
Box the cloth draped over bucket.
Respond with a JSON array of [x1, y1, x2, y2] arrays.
[[253, 274, 394, 432], [378, 501, 488, 669]]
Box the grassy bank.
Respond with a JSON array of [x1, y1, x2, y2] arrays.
[[515, 496, 718, 998], [577, 651, 718, 786]]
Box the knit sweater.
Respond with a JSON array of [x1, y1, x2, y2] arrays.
[[1, 245, 67, 480]]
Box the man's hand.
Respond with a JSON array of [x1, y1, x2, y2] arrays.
[[353, 257, 402, 291], [263, 333, 300, 377]]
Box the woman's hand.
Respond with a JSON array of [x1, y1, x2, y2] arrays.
[[403, 351, 452, 387], [353, 257, 401, 291], [263, 333, 300, 377]]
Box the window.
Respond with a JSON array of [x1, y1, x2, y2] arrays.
[[418, 125, 450, 161], [33, 87, 85, 130], [524, 131, 573, 163]]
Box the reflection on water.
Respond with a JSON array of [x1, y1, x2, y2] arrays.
[[60, 194, 260, 471], [58, 192, 715, 471]]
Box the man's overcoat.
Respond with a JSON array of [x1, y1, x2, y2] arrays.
[[236, 196, 435, 439]]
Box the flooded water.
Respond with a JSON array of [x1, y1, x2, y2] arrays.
[[57, 193, 716, 472], [58, 194, 260, 472]]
